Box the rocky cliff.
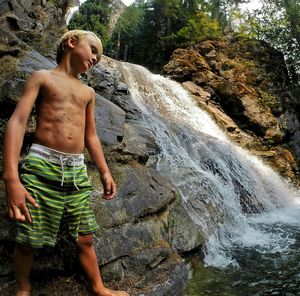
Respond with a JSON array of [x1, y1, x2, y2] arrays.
[[164, 37, 300, 184]]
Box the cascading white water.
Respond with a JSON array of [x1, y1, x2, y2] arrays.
[[120, 62, 300, 268], [65, 0, 87, 25]]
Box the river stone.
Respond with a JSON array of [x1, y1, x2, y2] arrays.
[[169, 199, 208, 253], [163, 48, 211, 82], [94, 218, 169, 265], [130, 256, 188, 296], [89, 62, 116, 100], [120, 121, 160, 162], [92, 166, 176, 228], [101, 247, 172, 281], [0, 193, 15, 241], [94, 93, 125, 145], [0, 50, 55, 109], [111, 93, 142, 120], [87, 57, 142, 120]]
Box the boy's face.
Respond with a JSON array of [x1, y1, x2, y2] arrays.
[[69, 35, 101, 73]]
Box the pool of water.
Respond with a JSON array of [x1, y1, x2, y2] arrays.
[[185, 210, 300, 296]]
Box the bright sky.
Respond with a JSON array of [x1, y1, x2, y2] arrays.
[[121, 0, 135, 5], [241, 0, 263, 11], [80, 0, 134, 6], [122, 0, 261, 9], [80, 0, 261, 9], [120, 0, 262, 9]]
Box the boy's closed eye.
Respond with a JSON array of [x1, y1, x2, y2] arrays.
[[91, 46, 98, 54]]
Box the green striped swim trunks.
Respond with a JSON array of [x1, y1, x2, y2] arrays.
[[17, 144, 99, 248]]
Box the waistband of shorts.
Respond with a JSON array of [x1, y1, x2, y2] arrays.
[[28, 143, 85, 166]]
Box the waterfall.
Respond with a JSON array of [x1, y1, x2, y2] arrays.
[[65, 0, 87, 25], [65, 6, 79, 25], [120, 62, 300, 268]]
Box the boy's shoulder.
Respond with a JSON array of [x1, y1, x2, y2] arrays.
[[27, 69, 53, 83], [78, 82, 96, 98], [85, 84, 95, 95], [31, 69, 52, 77]]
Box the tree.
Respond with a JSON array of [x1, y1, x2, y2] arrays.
[[109, 0, 207, 69], [108, 4, 145, 60], [232, 0, 300, 82], [280, 0, 300, 49], [68, 0, 112, 48], [176, 12, 221, 45], [208, 0, 250, 30]]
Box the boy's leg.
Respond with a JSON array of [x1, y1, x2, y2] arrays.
[[77, 234, 130, 296], [14, 243, 34, 295]]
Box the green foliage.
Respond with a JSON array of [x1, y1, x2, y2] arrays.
[[231, 0, 300, 83], [71, 0, 299, 76], [176, 12, 221, 46], [258, 89, 280, 111], [110, 0, 250, 70], [208, 0, 249, 30], [68, 0, 112, 47], [109, 0, 217, 70], [106, 4, 145, 59]]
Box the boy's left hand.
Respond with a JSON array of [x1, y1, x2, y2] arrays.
[[101, 172, 116, 200]]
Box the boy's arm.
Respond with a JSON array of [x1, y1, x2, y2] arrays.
[[3, 71, 43, 222], [85, 88, 116, 200]]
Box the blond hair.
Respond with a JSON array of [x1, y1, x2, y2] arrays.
[[56, 30, 103, 65]]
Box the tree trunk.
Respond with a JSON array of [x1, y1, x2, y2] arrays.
[[123, 44, 129, 61], [116, 31, 121, 60]]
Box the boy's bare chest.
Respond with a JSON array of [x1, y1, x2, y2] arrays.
[[40, 76, 90, 107]]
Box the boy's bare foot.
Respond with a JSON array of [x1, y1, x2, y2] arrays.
[[94, 287, 130, 296], [16, 290, 30, 296]]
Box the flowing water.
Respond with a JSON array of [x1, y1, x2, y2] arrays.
[[120, 63, 300, 295]]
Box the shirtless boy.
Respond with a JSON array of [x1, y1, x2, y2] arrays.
[[3, 30, 130, 296]]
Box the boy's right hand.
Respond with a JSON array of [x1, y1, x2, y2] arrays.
[[5, 180, 38, 223]]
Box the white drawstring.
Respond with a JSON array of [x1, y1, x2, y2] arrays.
[[60, 155, 79, 190], [60, 155, 65, 187], [73, 161, 79, 191]]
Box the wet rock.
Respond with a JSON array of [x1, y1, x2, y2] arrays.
[[120, 122, 160, 161], [92, 167, 176, 228], [129, 256, 188, 296], [89, 62, 116, 100], [112, 93, 142, 120], [94, 219, 169, 265], [94, 93, 125, 145], [169, 199, 208, 253], [18, 49, 56, 72]]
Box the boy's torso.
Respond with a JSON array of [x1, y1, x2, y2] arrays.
[[34, 70, 91, 154]]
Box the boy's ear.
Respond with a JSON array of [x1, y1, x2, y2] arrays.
[[67, 36, 79, 49]]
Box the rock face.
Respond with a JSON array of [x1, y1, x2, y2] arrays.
[[164, 37, 299, 183], [0, 0, 73, 59]]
